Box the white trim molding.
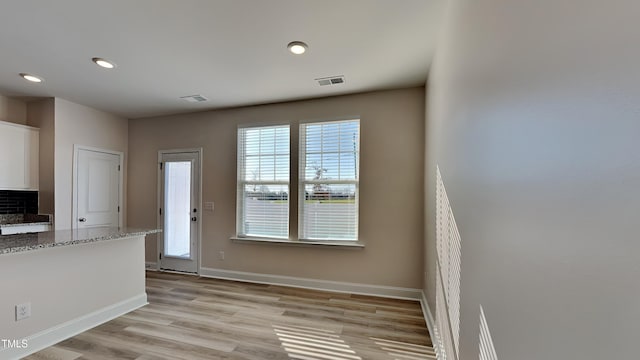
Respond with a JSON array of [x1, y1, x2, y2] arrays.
[[200, 267, 422, 300], [0, 294, 147, 360]]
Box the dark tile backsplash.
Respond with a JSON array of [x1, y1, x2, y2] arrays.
[[0, 191, 38, 214]]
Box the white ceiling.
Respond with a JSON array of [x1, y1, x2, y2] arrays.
[[0, 0, 444, 119]]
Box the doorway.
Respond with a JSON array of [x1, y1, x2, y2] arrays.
[[158, 149, 201, 274], [73, 146, 123, 229]]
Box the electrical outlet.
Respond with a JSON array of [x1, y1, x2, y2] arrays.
[[15, 302, 31, 321], [219, 251, 225, 260]]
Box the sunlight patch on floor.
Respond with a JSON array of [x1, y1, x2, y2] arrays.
[[274, 324, 362, 360], [371, 337, 436, 359]]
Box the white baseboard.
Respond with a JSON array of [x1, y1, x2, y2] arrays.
[[199, 267, 422, 300], [421, 291, 442, 359], [1, 293, 147, 360], [145, 261, 158, 271]]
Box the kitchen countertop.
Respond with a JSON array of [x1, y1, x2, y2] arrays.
[[0, 213, 52, 227], [0, 214, 53, 235], [0, 227, 160, 255], [0, 221, 51, 227]]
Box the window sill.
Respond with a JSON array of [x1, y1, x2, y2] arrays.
[[230, 236, 364, 249]]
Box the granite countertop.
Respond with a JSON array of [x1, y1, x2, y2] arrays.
[[0, 221, 51, 228], [0, 227, 160, 255], [0, 214, 52, 227]]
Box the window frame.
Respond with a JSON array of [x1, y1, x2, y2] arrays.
[[236, 124, 291, 240], [298, 119, 360, 242]]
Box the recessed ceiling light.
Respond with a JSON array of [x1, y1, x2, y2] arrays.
[[19, 73, 43, 83], [92, 57, 116, 69], [287, 41, 308, 55]]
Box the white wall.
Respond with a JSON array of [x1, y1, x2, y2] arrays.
[[0, 236, 146, 358], [54, 98, 128, 229], [426, 0, 640, 358]]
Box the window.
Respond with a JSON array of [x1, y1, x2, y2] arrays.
[[237, 125, 290, 239], [236, 120, 360, 244], [299, 120, 360, 240]]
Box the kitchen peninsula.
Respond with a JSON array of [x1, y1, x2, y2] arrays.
[[0, 227, 159, 359]]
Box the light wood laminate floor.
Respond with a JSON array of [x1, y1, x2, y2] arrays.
[[27, 271, 435, 360]]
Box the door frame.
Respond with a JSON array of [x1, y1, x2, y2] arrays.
[[157, 148, 202, 274], [72, 145, 124, 230]]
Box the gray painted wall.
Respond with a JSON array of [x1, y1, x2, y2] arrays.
[[426, 0, 640, 358], [0, 95, 26, 125]]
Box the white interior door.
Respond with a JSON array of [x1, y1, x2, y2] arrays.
[[76, 148, 121, 229], [158, 150, 201, 274]]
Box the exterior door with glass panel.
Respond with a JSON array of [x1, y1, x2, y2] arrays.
[[158, 150, 201, 273]]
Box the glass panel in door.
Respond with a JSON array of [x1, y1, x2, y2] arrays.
[[164, 161, 192, 258]]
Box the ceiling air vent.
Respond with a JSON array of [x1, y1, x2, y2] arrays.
[[180, 94, 208, 103], [316, 75, 345, 86]]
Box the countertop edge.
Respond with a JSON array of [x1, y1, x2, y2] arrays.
[[0, 228, 160, 255], [0, 221, 52, 228]]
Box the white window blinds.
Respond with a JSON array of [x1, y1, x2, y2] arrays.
[[299, 120, 360, 241], [237, 125, 290, 239]]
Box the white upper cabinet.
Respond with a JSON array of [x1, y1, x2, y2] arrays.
[[0, 120, 39, 190]]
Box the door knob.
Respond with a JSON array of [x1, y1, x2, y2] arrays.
[[79, 218, 87, 222]]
